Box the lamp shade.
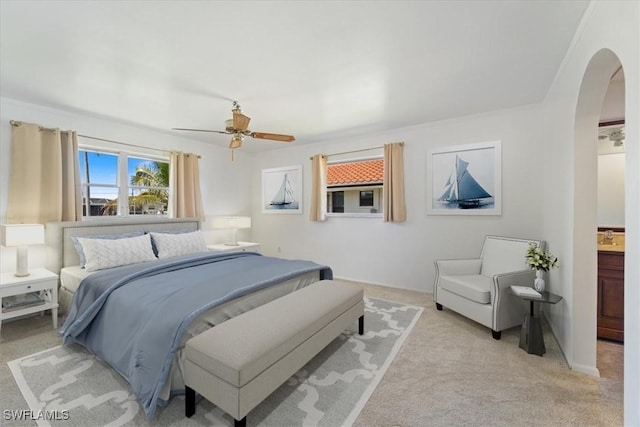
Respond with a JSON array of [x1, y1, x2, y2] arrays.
[[212, 216, 251, 230], [1, 224, 45, 247]]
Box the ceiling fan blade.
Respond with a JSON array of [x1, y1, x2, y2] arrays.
[[233, 112, 251, 131], [250, 132, 295, 142], [172, 128, 230, 135]]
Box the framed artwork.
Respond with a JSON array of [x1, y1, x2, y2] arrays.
[[262, 165, 303, 214], [427, 141, 502, 215]]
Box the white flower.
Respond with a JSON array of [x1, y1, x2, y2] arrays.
[[525, 243, 559, 272]]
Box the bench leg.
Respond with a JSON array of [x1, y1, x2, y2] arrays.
[[234, 417, 246, 427], [358, 315, 364, 335], [185, 386, 196, 418]]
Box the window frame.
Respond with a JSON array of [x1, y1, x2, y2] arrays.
[[325, 154, 384, 219], [79, 145, 170, 218]]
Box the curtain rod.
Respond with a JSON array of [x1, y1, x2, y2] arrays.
[[309, 142, 403, 160], [79, 135, 201, 159], [10, 121, 200, 158]]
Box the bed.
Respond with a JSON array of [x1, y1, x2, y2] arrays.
[[44, 218, 331, 420], [46, 217, 202, 315]]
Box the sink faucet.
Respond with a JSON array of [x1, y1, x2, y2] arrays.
[[599, 230, 615, 245]]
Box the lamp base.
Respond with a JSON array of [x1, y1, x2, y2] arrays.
[[15, 245, 30, 277], [224, 228, 239, 246]]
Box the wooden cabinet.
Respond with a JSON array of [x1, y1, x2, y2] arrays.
[[597, 251, 624, 342]]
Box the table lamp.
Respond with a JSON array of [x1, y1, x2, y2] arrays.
[[212, 216, 251, 246], [1, 223, 45, 277]]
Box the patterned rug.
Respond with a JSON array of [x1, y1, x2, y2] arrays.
[[8, 297, 423, 427]]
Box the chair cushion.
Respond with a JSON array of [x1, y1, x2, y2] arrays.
[[438, 274, 492, 304], [480, 236, 536, 277]]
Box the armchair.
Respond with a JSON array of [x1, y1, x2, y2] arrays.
[[433, 235, 544, 340]]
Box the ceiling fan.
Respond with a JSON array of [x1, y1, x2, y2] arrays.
[[172, 101, 295, 155], [598, 127, 625, 147]]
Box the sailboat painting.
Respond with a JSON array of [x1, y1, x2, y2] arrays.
[[427, 141, 502, 215], [262, 165, 302, 213]]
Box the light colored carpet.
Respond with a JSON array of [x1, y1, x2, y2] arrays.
[[5, 297, 422, 426], [0, 282, 623, 426]]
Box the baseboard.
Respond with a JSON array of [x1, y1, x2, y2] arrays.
[[333, 275, 426, 293], [541, 310, 600, 378], [571, 363, 600, 377]]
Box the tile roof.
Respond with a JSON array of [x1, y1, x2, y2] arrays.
[[327, 159, 384, 186]]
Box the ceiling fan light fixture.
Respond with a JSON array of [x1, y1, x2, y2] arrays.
[[229, 134, 243, 149]]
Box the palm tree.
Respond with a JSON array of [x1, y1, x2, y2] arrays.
[[102, 161, 169, 215]]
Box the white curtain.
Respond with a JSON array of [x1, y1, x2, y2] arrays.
[[383, 142, 406, 222], [7, 121, 82, 223], [309, 154, 328, 221], [168, 152, 204, 219]]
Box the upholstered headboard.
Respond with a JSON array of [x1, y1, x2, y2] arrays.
[[45, 217, 200, 273]]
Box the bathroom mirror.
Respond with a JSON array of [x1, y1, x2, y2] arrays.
[[597, 120, 625, 226]]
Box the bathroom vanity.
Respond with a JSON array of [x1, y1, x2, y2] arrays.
[[597, 229, 625, 342]]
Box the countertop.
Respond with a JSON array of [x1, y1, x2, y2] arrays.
[[597, 231, 625, 253]]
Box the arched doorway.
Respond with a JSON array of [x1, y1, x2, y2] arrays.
[[572, 48, 624, 376]]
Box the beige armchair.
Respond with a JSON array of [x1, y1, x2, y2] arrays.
[[433, 235, 544, 340]]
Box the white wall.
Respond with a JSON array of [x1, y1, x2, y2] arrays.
[[0, 97, 254, 273], [251, 104, 544, 292], [541, 2, 639, 424], [600, 78, 625, 122], [338, 187, 381, 214], [597, 153, 625, 227]]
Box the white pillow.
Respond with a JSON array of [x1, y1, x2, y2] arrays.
[[77, 234, 157, 272], [70, 231, 145, 268], [149, 230, 207, 259]]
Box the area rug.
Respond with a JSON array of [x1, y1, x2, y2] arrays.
[[8, 297, 423, 427]]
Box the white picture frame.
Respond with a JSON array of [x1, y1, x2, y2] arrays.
[[427, 141, 502, 215], [262, 165, 303, 214]]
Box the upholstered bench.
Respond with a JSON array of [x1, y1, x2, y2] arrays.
[[184, 279, 365, 426]]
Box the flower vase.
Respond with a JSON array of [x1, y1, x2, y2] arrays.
[[534, 270, 546, 293]]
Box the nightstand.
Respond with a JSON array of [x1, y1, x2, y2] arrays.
[[207, 241, 260, 253], [1, 268, 59, 334]]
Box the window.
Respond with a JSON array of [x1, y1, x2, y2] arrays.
[[359, 190, 374, 207], [79, 149, 170, 217], [127, 156, 170, 216], [329, 191, 345, 213], [79, 151, 119, 216], [326, 156, 383, 216]]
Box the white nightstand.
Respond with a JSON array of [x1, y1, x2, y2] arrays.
[[207, 241, 260, 253], [1, 268, 59, 334]]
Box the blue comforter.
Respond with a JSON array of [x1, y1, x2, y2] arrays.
[[59, 251, 332, 419]]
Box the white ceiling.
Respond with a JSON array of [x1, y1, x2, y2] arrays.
[[0, 1, 589, 152]]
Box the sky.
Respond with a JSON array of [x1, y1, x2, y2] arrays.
[[78, 151, 165, 200]]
